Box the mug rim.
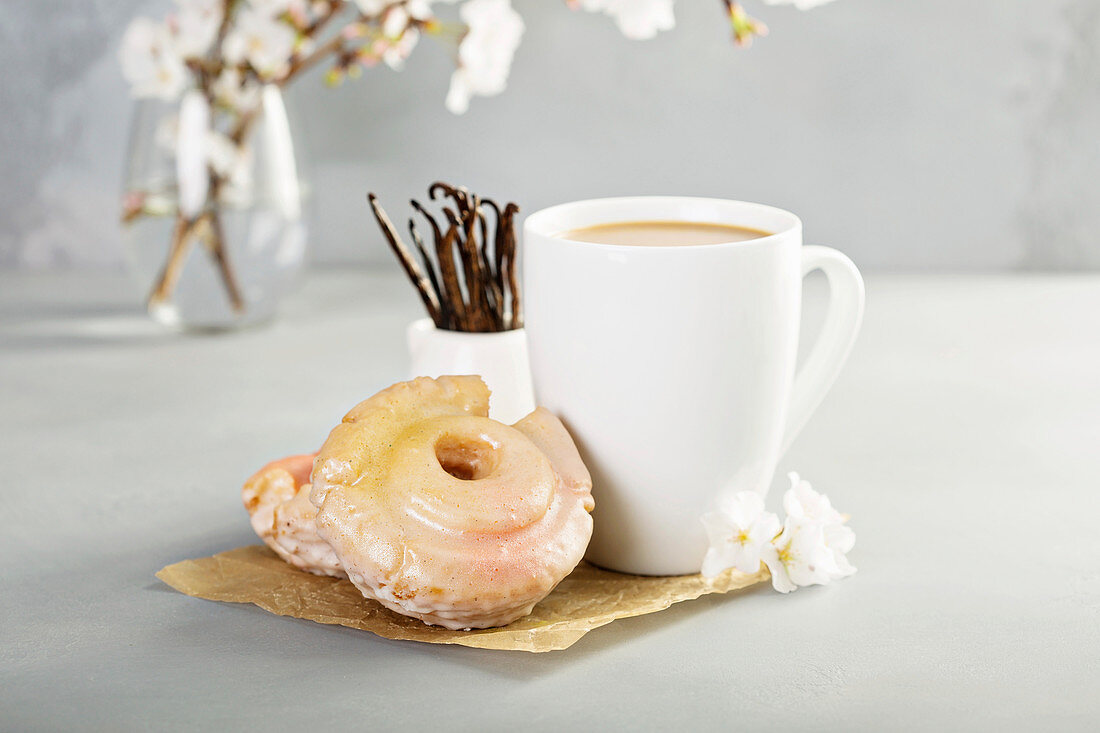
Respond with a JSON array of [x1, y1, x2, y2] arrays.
[[523, 196, 802, 251]]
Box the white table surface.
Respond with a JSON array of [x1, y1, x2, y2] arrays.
[[2, 271, 1098, 731]]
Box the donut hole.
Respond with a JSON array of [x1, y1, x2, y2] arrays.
[[435, 434, 499, 481]]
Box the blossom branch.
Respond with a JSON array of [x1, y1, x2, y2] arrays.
[[723, 0, 768, 47], [121, 0, 836, 314]]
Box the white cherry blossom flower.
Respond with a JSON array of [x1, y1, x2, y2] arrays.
[[354, 0, 387, 15], [764, 517, 838, 593], [406, 0, 435, 20], [382, 5, 410, 37], [783, 472, 844, 525], [783, 472, 856, 579], [763, 0, 837, 10], [296, 35, 317, 57], [823, 521, 857, 578], [173, 0, 223, 58], [207, 131, 253, 195], [445, 0, 524, 114], [222, 8, 297, 79], [382, 28, 420, 70], [700, 491, 781, 578], [579, 0, 675, 41], [119, 18, 188, 100], [212, 67, 263, 112], [249, 0, 296, 16], [697, 472, 856, 593]]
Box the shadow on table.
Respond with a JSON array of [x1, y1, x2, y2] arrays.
[[1, 305, 228, 351], [417, 583, 777, 678]]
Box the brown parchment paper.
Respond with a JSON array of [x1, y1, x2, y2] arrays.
[[156, 545, 768, 652]]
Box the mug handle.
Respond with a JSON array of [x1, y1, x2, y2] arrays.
[[780, 245, 865, 455]]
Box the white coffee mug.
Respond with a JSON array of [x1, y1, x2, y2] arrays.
[[523, 197, 864, 575]]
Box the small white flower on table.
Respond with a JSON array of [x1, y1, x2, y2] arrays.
[[701, 473, 855, 593], [783, 471, 857, 579], [701, 492, 781, 578], [768, 517, 837, 592]]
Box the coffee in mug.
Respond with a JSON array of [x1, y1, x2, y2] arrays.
[[560, 220, 770, 247]]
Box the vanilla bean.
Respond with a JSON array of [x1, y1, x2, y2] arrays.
[[477, 204, 490, 268], [461, 197, 491, 331], [465, 197, 496, 332], [485, 200, 510, 327], [408, 219, 448, 328], [444, 207, 488, 331], [435, 223, 468, 330], [476, 208, 503, 330], [375, 183, 522, 332], [442, 209, 476, 314], [368, 194, 441, 325], [501, 206, 522, 329], [484, 199, 513, 299], [428, 181, 454, 204], [430, 181, 472, 220], [418, 201, 465, 327], [414, 199, 459, 317]]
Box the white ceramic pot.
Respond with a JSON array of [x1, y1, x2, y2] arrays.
[[406, 318, 536, 424]]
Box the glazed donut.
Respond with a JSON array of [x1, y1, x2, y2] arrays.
[[242, 453, 344, 577], [311, 376, 595, 630]]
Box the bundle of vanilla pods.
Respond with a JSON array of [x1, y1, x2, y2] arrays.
[[369, 182, 521, 332]]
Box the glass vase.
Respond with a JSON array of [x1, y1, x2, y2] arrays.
[[120, 86, 308, 330]]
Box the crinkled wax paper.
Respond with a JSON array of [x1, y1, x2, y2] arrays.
[[157, 545, 767, 652]]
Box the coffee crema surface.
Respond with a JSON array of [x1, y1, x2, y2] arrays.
[[558, 220, 771, 247]]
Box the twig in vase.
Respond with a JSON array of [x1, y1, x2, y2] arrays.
[[146, 179, 245, 314], [149, 214, 197, 309], [369, 183, 522, 333], [203, 207, 245, 312]]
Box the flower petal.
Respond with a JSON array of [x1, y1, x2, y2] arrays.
[[701, 545, 737, 579], [761, 544, 796, 593]]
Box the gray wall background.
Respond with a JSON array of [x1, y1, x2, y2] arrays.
[[1, 0, 1098, 271]]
